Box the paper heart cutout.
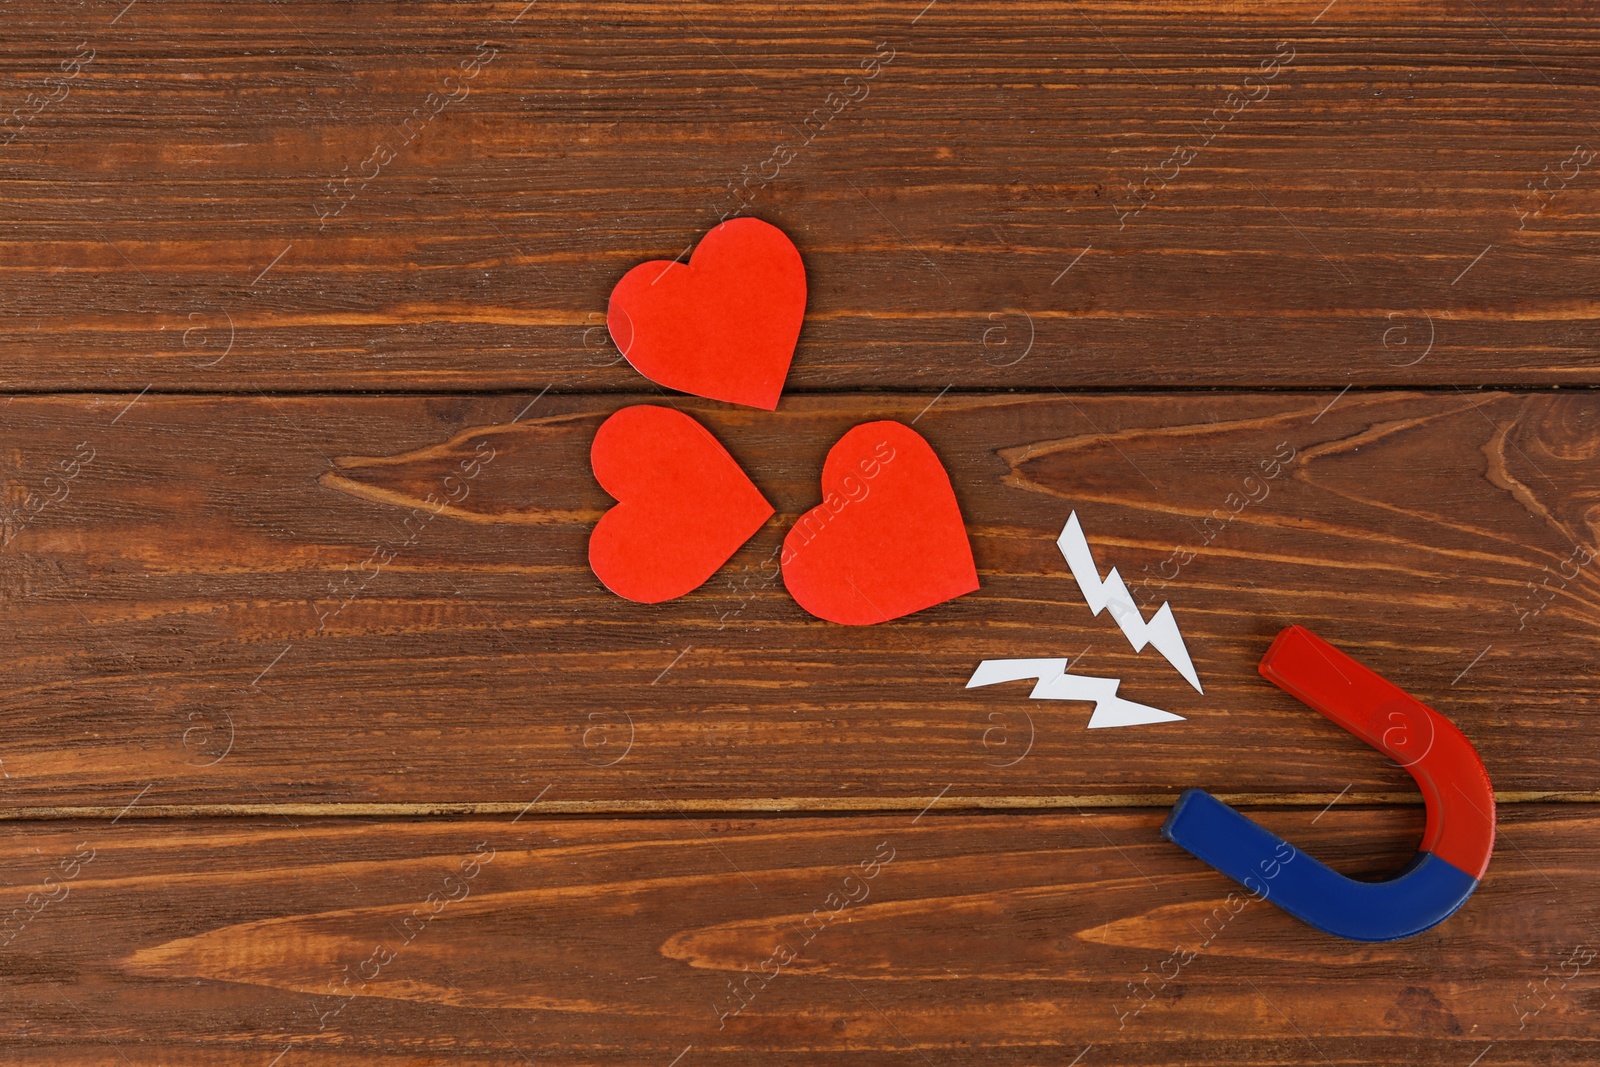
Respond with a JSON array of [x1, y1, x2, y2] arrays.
[[589, 405, 774, 603], [781, 421, 979, 625], [607, 218, 806, 410]]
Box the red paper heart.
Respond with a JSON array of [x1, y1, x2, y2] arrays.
[[607, 218, 806, 410], [589, 405, 774, 603], [781, 421, 979, 625]]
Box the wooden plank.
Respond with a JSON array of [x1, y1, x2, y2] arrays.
[[0, 806, 1590, 1064], [1, 3, 1598, 389], [1, 390, 1595, 808]]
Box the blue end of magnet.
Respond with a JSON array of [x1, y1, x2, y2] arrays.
[[1161, 789, 1479, 943]]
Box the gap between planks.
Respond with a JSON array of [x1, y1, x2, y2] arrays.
[[0, 385, 1595, 399], [0, 791, 1592, 821]]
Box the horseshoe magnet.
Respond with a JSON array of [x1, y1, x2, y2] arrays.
[[1161, 625, 1495, 942]]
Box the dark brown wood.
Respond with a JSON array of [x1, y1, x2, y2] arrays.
[[0, 807, 1590, 1065], [1, 2, 1598, 390], [4, 2, 1598, 1062], [0, 390, 1595, 808]]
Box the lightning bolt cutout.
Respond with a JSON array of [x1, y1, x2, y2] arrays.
[[1057, 511, 1203, 693], [965, 659, 1185, 729]]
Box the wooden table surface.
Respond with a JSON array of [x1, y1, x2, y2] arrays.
[[3, 1, 1597, 1063]]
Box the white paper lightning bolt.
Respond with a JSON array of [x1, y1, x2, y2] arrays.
[[1057, 511, 1203, 693], [966, 659, 1185, 729]]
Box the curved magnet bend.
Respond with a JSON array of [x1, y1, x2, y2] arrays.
[[1161, 625, 1495, 942]]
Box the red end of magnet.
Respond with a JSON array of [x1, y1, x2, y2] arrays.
[[1259, 626, 1495, 880]]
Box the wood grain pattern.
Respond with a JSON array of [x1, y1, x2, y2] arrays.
[[0, 807, 1591, 1065], [4, 2, 1598, 1062], [0, 390, 1595, 807], [1, 2, 1598, 389]]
